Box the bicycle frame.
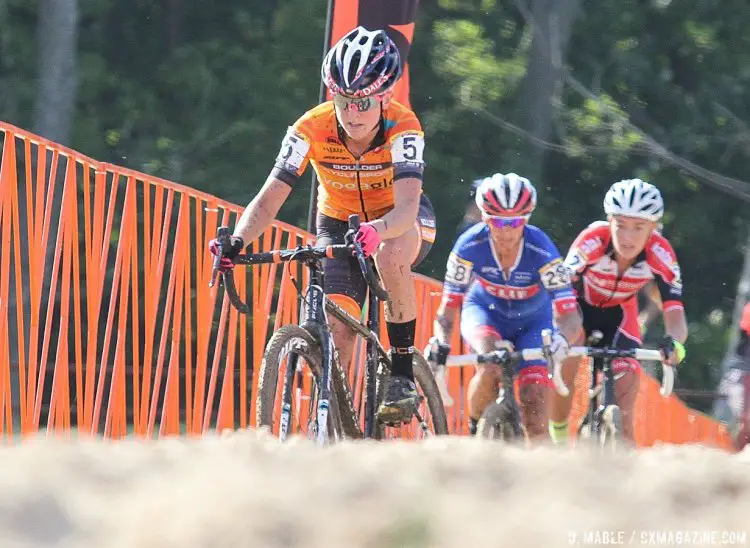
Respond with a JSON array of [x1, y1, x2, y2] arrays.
[[580, 353, 622, 443], [551, 344, 674, 446], [264, 249, 336, 444], [210, 218, 392, 444], [444, 335, 555, 438]]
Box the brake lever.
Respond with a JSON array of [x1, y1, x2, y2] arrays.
[[347, 214, 389, 302], [541, 328, 570, 397], [209, 226, 232, 289]]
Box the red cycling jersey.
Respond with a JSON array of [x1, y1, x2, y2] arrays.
[[563, 221, 684, 312]]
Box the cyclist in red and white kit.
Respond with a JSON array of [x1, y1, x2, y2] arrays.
[[548, 178, 689, 444]]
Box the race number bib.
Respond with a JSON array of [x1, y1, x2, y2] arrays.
[[445, 252, 473, 287], [540, 259, 572, 290], [563, 250, 586, 274], [391, 132, 425, 165], [275, 129, 310, 173]]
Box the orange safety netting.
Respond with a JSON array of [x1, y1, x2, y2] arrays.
[[0, 121, 736, 450]]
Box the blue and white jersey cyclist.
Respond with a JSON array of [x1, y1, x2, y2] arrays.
[[427, 174, 584, 439]]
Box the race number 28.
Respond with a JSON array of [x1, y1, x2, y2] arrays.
[[445, 252, 473, 286]]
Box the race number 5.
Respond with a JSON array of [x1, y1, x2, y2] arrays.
[[391, 133, 425, 164], [275, 129, 310, 172], [403, 136, 418, 160]]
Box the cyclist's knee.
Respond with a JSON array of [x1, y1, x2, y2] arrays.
[[474, 364, 500, 385], [328, 309, 357, 343], [614, 358, 640, 406], [561, 356, 581, 388], [520, 382, 547, 409], [520, 383, 548, 436], [328, 293, 361, 320], [519, 368, 550, 421], [376, 228, 420, 269], [466, 326, 506, 354], [613, 357, 640, 377]]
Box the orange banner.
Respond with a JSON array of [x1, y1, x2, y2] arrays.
[[328, 0, 419, 108]]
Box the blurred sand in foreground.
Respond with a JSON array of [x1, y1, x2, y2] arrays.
[[0, 431, 748, 548]]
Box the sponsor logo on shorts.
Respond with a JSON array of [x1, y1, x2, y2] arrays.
[[419, 226, 436, 243]]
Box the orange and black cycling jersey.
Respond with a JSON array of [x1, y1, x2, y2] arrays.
[[270, 100, 425, 222]]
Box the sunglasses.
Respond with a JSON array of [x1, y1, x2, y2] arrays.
[[333, 93, 384, 113], [484, 215, 529, 229]]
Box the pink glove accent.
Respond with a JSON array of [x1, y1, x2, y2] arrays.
[[355, 223, 382, 258], [208, 239, 235, 273]]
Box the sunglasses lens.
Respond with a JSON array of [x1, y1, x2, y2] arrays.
[[334, 94, 376, 112], [488, 217, 525, 229]]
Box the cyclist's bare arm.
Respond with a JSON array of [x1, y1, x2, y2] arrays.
[[638, 281, 663, 332], [232, 176, 292, 244], [555, 308, 585, 344], [433, 299, 459, 344], [663, 306, 688, 344], [368, 178, 422, 239]]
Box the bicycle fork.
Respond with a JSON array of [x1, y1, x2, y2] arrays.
[[364, 293, 379, 438], [279, 352, 300, 443], [311, 285, 334, 447], [280, 283, 333, 446], [591, 359, 620, 443]]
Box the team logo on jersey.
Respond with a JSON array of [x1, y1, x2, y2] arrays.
[[587, 272, 645, 291], [477, 278, 540, 300], [579, 236, 602, 257], [480, 265, 500, 276], [330, 163, 386, 171], [650, 241, 675, 268], [650, 241, 682, 286]]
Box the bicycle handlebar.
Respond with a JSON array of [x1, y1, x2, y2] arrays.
[[444, 328, 674, 398], [210, 215, 389, 313]]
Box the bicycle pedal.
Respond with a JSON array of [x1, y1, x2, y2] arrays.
[[377, 404, 418, 427], [379, 418, 408, 427]]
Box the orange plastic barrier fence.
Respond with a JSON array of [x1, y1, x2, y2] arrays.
[[0, 121, 736, 450]]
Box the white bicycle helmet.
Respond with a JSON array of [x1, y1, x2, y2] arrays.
[[321, 26, 402, 98], [474, 173, 537, 216], [603, 178, 664, 222]]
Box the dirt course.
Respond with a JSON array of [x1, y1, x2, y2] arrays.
[[0, 431, 748, 548]]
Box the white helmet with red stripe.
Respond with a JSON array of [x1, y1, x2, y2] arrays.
[[475, 173, 537, 217]]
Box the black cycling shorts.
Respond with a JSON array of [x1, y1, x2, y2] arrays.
[[316, 193, 436, 309], [578, 297, 641, 375]]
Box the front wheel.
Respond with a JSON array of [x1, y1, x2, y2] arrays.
[[256, 325, 345, 442], [476, 400, 523, 442], [413, 351, 450, 436], [599, 404, 623, 452]]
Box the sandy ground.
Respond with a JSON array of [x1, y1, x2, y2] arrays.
[[0, 431, 748, 548]]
